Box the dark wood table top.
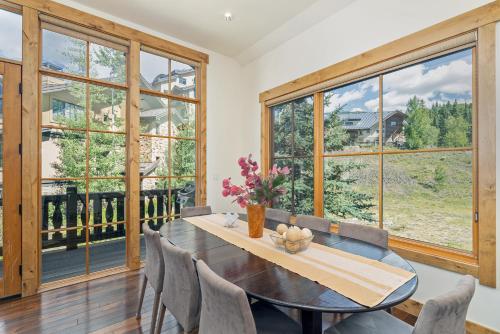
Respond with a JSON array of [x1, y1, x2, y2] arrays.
[[159, 216, 418, 314]]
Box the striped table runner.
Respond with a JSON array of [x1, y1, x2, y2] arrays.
[[182, 214, 415, 307]]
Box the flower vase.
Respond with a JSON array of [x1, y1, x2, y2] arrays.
[[246, 204, 265, 238]]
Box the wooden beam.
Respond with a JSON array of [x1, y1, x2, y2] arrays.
[[259, 1, 500, 103], [21, 6, 40, 297], [125, 41, 141, 270], [11, 0, 208, 64], [260, 104, 271, 175], [2, 63, 22, 297], [197, 62, 207, 205], [313, 92, 324, 217], [477, 23, 496, 288]]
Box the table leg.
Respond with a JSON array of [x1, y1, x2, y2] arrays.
[[301, 310, 322, 334]]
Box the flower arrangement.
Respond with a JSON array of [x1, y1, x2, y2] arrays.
[[222, 154, 290, 208]]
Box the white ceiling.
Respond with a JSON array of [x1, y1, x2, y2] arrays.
[[57, 0, 355, 63]]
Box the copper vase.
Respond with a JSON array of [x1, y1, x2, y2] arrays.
[[246, 204, 265, 238]]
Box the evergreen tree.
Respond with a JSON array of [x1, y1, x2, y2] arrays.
[[443, 115, 469, 148], [404, 96, 439, 149]]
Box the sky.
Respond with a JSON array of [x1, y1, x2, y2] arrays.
[[324, 48, 473, 115], [0, 10, 22, 61]]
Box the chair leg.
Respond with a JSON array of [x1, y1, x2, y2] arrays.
[[150, 292, 161, 334], [154, 304, 166, 334], [136, 275, 148, 319]]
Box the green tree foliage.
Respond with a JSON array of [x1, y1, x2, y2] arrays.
[[51, 114, 125, 192], [324, 160, 375, 221], [273, 95, 374, 220], [403, 97, 439, 149], [443, 116, 469, 148], [51, 41, 127, 193]]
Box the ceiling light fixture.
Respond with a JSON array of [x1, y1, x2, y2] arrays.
[[224, 12, 232, 22]]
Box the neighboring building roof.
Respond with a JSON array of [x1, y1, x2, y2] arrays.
[[152, 68, 195, 86], [337, 111, 404, 130]]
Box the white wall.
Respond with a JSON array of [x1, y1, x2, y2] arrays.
[[55, 0, 247, 212], [240, 0, 500, 330], [56, 0, 500, 329]]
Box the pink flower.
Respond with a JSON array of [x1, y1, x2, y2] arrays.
[[230, 185, 243, 196], [281, 166, 290, 175], [222, 178, 231, 188], [238, 157, 247, 167], [270, 164, 278, 175], [222, 188, 230, 197], [236, 196, 248, 208]]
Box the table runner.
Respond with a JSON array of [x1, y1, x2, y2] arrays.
[[182, 214, 416, 307]]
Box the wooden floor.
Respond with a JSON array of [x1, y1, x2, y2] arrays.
[[0, 269, 417, 334], [0, 270, 182, 334]]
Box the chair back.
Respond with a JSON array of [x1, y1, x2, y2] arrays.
[[265, 208, 291, 224], [181, 205, 212, 218], [160, 239, 201, 332], [338, 222, 388, 248], [413, 275, 475, 334], [296, 215, 330, 233], [197, 260, 257, 334], [143, 223, 164, 292]]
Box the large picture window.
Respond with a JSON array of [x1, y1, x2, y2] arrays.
[[271, 96, 314, 215], [40, 26, 129, 282], [139, 49, 198, 257], [269, 47, 475, 254]]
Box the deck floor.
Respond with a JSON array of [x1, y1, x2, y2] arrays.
[[41, 237, 146, 283]]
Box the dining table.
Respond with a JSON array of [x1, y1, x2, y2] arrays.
[[159, 215, 418, 334]]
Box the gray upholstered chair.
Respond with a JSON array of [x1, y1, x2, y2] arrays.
[[338, 221, 389, 248], [181, 205, 212, 218], [265, 208, 291, 224], [296, 214, 331, 233], [196, 260, 301, 334], [155, 239, 201, 334], [325, 275, 476, 334], [136, 223, 164, 334]]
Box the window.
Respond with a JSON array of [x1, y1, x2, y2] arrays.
[[40, 26, 128, 283], [140, 50, 196, 99], [139, 50, 198, 254], [268, 48, 476, 255], [0, 9, 22, 61], [271, 96, 314, 215], [52, 98, 85, 119]]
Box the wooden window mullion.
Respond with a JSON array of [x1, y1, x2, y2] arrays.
[[313, 92, 324, 217]]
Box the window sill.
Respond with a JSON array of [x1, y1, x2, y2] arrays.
[[328, 223, 479, 277], [388, 237, 479, 277]]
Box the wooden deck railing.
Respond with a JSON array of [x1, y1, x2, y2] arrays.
[[39, 186, 194, 251]]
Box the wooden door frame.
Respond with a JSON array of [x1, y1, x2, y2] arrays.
[[0, 61, 22, 298]]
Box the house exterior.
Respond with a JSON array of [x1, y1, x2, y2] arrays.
[[40, 67, 196, 185], [337, 111, 406, 147]]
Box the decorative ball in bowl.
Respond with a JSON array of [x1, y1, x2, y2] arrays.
[[270, 224, 314, 254]]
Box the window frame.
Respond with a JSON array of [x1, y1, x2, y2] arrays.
[[13, 0, 208, 295], [261, 26, 496, 286], [39, 24, 130, 282]]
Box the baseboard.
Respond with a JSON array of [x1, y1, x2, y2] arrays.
[[395, 300, 499, 334]]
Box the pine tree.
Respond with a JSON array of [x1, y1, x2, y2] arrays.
[[403, 97, 439, 149]]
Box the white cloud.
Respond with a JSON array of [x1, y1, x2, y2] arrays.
[[330, 88, 365, 106], [364, 98, 379, 112], [0, 11, 22, 61], [382, 58, 472, 111]]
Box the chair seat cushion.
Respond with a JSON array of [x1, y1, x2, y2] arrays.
[[251, 302, 302, 334], [325, 310, 413, 334]]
